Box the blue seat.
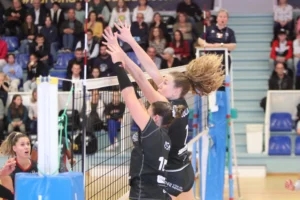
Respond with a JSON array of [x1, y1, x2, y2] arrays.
[[268, 136, 291, 155], [2, 36, 19, 52], [188, 119, 193, 132], [15, 54, 29, 69], [50, 71, 67, 89], [54, 53, 74, 70], [270, 112, 292, 132], [127, 52, 141, 67], [295, 136, 300, 155]]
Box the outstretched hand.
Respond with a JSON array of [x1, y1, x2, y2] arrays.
[[114, 19, 134, 43], [106, 43, 125, 64], [102, 27, 119, 47], [285, 179, 295, 191], [1, 158, 16, 176]]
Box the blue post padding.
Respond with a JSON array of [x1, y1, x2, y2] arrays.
[[203, 91, 227, 200], [16, 172, 84, 200]]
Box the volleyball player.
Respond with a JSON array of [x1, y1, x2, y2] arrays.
[[107, 46, 185, 200], [0, 132, 37, 194], [103, 22, 224, 199]]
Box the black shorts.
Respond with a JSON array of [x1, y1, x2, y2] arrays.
[[165, 163, 195, 197]]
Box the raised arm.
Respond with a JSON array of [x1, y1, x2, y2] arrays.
[[114, 20, 164, 85]]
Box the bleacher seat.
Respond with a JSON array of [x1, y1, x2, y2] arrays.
[[270, 113, 292, 132], [268, 136, 291, 155], [127, 52, 141, 67], [54, 53, 74, 70], [2, 36, 19, 52], [15, 54, 29, 69], [295, 136, 300, 155], [50, 71, 67, 89]]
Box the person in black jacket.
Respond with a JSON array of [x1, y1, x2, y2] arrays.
[[29, 34, 50, 68], [149, 13, 171, 43], [50, 2, 65, 31], [176, 0, 202, 23], [60, 8, 83, 52], [23, 53, 48, 92], [66, 48, 84, 77], [131, 13, 149, 50], [29, 0, 49, 30], [161, 47, 182, 69]]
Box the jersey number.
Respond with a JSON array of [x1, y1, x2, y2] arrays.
[[184, 125, 189, 145], [158, 157, 168, 171]]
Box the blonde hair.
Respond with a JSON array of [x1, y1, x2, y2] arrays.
[[0, 132, 29, 157], [217, 8, 229, 17]]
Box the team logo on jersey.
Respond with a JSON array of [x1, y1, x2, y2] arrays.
[[132, 133, 139, 142], [211, 30, 215, 33], [164, 142, 170, 151]]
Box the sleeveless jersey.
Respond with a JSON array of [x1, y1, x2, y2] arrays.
[[10, 159, 38, 187], [166, 98, 190, 170], [129, 119, 171, 199]]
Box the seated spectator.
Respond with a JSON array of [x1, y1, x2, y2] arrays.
[[75, 1, 85, 25], [148, 27, 166, 55], [87, 11, 103, 41], [270, 28, 293, 72], [273, 0, 294, 38], [149, 13, 170, 43], [0, 36, 8, 72], [7, 94, 28, 134], [28, 89, 37, 134], [89, 0, 110, 25], [0, 97, 4, 140], [169, 30, 190, 64], [204, 10, 216, 27], [67, 48, 84, 77], [3, 0, 27, 38], [146, 46, 161, 69], [131, 13, 149, 50], [90, 67, 101, 79], [260, 63, 293, 112], [109, 0, 131, 28], [132, 0, 153, 25], [3, 54, 22, 92], [63, 63, 83, 91], [50, 2, 65, 31], [173, 12, 193, 42], [104, 91, 125, 151], [0, 73, 9, 106], [60, 8, 83, 52], [92, 45, 114, 77], [23, 53, 48, 92], [161, 47, 182, 69], [294, 32, 300, 84], [29, 0, 49, 31], [76, 29, 99, 61], [40, 16, 59, 62], [176, 0, 202, 23], [29, 34, 50, 68], [19, 14, 38, 54]]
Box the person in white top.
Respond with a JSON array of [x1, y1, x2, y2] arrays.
[[132, 0, 154, 24], [273, 0, 294, 37], [29, 89, 38, 134], [109, 0, 131, 28]]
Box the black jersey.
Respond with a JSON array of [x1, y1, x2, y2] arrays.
[[129, 119, 171, 200], [166, 98, 190, 170], [10, 159, 37, 187]]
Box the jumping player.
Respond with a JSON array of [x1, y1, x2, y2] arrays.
[[0, 132, 37, 194], [107, 46, 185, 200], [103, 21, 224, 200]]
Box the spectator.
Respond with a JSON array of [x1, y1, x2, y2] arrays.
[[3, 54, 22, 92], [19, 14, 38, 54], [204, 10, 216, 27], [169, 30, 190, 64], [89, 0, 111, 25], [3, 0, 26, 38], [7, 94, 28, 134], [92, 45, 114, 77], [161, 47, 182, 69], [109, 0, 131, 28], [149, 13, 170, 43], [273, 0, 294, 38], [270, 28, 293, 72], [29, 34, 50, 68], [173, 12, 193, 42], [63, 63, 83, 91], [176, 0, 202, 23], [67, 48, 84, 77], [0, 73, 9, 106], [131, 13, 149, 50], [23, 53, 48, 92], [76, 29, 99, 61], [28, 88, 37, 134], [87, 11, 103, 40], [0, 36, 8, 71], [260, 63, 293, 112], [0, 95, 4, 140], [132, 0, 153, 25], [90, 67, 101, 78], [293, 32, 300, 82], [50, 2, 65, 31], [146, 46, 161, 69], [104, 91, 125, 151], [40, 16, 59, 62], [60, 8, 83, 52], [29, 0, 49, 31], [148, 27, 166, 55], [75, 1, 85, 25]]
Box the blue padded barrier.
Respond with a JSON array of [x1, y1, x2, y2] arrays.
[[15, 53, 29, 69], [270, 113, 292, 132], [2, 36, 19, 52], [295, 136, 300, 155], [54, 53, 74, 70], [268, 136, 291, 155]]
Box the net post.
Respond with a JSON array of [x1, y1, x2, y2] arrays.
[[192, 94, 199, 195], [71, 83, 75, 170], [197, 95, 203, 198]]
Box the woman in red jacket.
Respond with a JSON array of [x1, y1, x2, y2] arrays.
[[169, 30, 190, 64]]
